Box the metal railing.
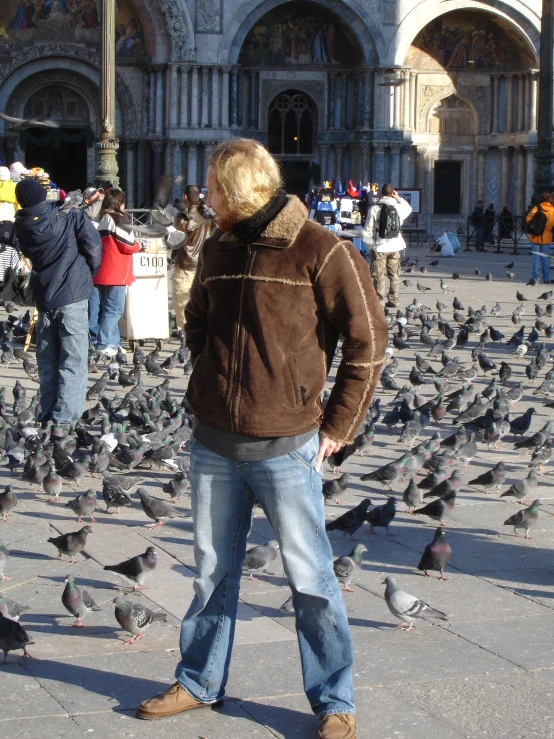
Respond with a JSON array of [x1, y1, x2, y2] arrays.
[[464, 215, 532, 254], [126, 209, 154, 226]]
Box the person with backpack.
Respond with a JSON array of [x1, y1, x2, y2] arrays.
[[525, 193, 554, 286], [362, 183, 412, 307]]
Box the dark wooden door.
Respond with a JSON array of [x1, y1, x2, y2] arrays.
[[434, 161, 461, 214]]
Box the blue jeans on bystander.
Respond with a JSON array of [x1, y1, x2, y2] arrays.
[[531, 244, 551, 283], [88, 285, 126, 350], [175, 435, 355, 720], [36, 299, 89, 426]]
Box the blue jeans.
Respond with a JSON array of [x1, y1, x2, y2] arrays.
[[88, 285, 126, 349], [531, 244, 551, 283], [175, 436, 355, 719], [36, 300, 89, 426]]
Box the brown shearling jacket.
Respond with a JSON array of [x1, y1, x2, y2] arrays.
[[184, 195, 388, 443]]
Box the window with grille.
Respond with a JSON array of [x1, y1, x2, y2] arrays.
[[268, 91, 316, 156]]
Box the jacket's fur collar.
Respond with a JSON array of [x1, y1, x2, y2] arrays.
[[218, 195, 307, 248]]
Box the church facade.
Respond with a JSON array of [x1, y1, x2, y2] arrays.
[[0, 0, 544, 215]]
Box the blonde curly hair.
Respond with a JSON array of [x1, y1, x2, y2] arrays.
[[208, 138, 283, 221]]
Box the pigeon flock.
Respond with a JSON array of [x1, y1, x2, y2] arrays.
[[0, 250, 553, 669]]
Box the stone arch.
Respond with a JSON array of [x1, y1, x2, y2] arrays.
[[427, 94, 477, 135], [0, 52, 136, 138], [219, 0, 384, 66], [260, 80, 325, 131], [155, 0, 195, 61], [419, 85, 483, 135], [391, 0, 539, 68]]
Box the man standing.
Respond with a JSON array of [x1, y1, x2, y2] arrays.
[[471, 199, 485, 250], [526, 193, 554, 286], [171, 185, 215, 331], [363, 183, 412, 308], [14, 178, 101, 426], [137, 139, 388, 739]]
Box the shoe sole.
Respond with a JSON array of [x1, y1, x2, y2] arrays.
[[136, 700, 223, 720]]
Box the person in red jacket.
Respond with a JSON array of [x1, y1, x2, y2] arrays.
[[88, 189, 140, 356]]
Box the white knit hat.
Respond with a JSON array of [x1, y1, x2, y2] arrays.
[[0, 166, 10, 181]]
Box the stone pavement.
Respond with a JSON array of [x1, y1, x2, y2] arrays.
[[2, 247, 554, 739]]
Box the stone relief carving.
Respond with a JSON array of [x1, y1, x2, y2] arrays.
[[195, 0, 222, 34], [157, 0, 195, 60]]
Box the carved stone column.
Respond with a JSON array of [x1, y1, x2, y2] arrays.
[[513, 145, 522, 212], [125, 139, 138, 207], [340, 73, 348, 129], [505, 74, 513, 133], [410, 73, 417, 131], [179, 65, 189, 129], [530, 71, 538, 132], [373, 144, 386, 186], [524, 144, 535, 205], [393, 85, 401, 130], [151, 140, 164, 190], [492, 77, 499, 134], [319, 144, 330, 180], [401, 70, 410, 129], [95, 0, 119, 186], [354, 73, 363, 129], [390, 144, 400, 187], [221, 66, 230, 128], [328, 72, 336, 130], [169, 65, 179, 128], [362, 70, 372, 128], [148, 68, 156, 136], [335, 143, 345, 182], [524, 74, 531, 131], [518, 74, 525, 132], [248, 70, 258, 129], [360, 142, 370, 183], [137, 140, 145, 207], [154, 65, 165, 137], [230, 68, 238, 127], [499, 146, 509, 208], [190, 66, 199, 128], [187, 142, 198, 186], [203, 141, 216, 182], [201, 67, 210, 128], [173, 142, 183, 198], [476, 146, 487, 202], [400, 146, 410, 187], [142, 69, 150, 136], [211, 67, 220, 128]]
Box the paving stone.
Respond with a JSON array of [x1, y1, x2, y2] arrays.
[[0, 716, 86, 739], [0, 662, 68, 718]]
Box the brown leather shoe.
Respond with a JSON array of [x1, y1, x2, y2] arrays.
[[137, 682, 219, 720], [316, 713, 357, 739]]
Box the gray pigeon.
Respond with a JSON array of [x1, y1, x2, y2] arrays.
[[0, 595, 30, 621], [468, 462, 506, 494], [500, 469, 539, 503], [136, 488, 183, 529], [403, 478, 423, 512], [383, 575, 448, 631], [102, 482, 133, 514], [162, 472, 190, 501], [322, 473, 350, 504], [366, 496, 397, 535], [0, 486, 17, 522], [242, 540, 279, 580], [504, 499, 541, 539], [417, 528, 452, 580], [0, 612, 33, 663], [65, 489, 97, 522], [61, 575, 101, 627], [0, 543, 10, 581], [326, 498, 373, 538], [47, 525, 93, 563], [102, 473, 144, 491], [104, 546, 158, 590], [113, 597, 167, 645], [333, 543, 366, 592]]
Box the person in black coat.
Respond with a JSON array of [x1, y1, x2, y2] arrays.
[[14, 179, 101, 426], [498, 205, 514, 241]]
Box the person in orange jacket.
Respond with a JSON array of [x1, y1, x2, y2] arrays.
[[526, 193, 554, 285]]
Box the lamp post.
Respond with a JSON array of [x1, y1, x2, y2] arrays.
[[533, 0, 553, 199], [95, 0, 120, 187]]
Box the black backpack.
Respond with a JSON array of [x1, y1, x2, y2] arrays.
[[526, 205, 548, 237], [378, 204, 401, 239]]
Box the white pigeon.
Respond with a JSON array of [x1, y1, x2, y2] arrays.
[[515, 343, 528, 358], [383, 576, 448, 631]]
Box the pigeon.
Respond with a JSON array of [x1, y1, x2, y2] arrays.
[[509, 408, 536, 437], [65, 489, 97, 522], [366, 496, 397, 535], [136, 488, 183, 529], [361, 454, 409, 489], [417, 528, 452, 580], [0, 613, 33, 663], [104, 547, 158, 590], [383, 576, 448, 631], [102, 483, 133, 514], [504, 499, 541, 539], [322, 473, 350, 504], [454, 431, 479, 466], [516, 291, 528, 302], [102, 473, 144, 492], [0, 595, 30, 622], [61, 575, 101, 627], [113, 597, 167, 645], [0, 486, 17, 521], [326, 498, 373, 538], [0, 111, 59, 131], [242, 540, 279, 580], [162, 472, 190, 501], [333, 543, 366, 592], [468, 462, 506, 494], [423, 469, 462, 499], [0, 543, 11, 581], [412, 490, 456, 526], [500, 469, 539, 503], [47, 525, 93, 563], [403, 478, 423, 512]]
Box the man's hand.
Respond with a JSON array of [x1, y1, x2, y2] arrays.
[[316, 435, 345, 472]]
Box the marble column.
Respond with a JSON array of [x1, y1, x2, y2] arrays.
[[221, 66, 230, 128], [142, 69, 150, 136], [524, 145, 535, 206], [335, 143, 345, 182], [188, 143, 198, 186], [401, 70, 410, 129], [201, 67, 210, 128], [505, 75, 513, 133], [530, 72, 538, 132], [400, 146, 410, 187], [95, 0, 119, 185], [148, 68, 156, 136], [359, 142, 370, 183], [393, 85, 401, 130], [203, 141, 216, 182], [390, 144, 400, 187], [362, 70, 372, 128], [373, 144, 386, 185], [211, 67, 220, 128], [492, 76, 499, 133], [173, 142, 183, 197], [340, 73, 348, 129], [179, 65, 189, 129], [524, 74, 531, 131], [410, 72, 417, 130], [416, 145, 427, 190], [327, 72, 336, 130], [154, 65, 165, 137], [499, 146, 509, 208], [230, 68, 238, 127], [476, 146, 487, 202], [518, 74, 525, 132], [125, 139, 137, 207], [151, 140, 164, 192], [319, 144, 330, 180], [169, 65, 178, 127], [354, 74, 363, 128], [249, 70, 258, 129], [190, 66, 199, 128], [513, 145, 522, 212], [137, 140, 145, 207]]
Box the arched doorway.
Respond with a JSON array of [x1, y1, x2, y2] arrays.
[[22, 86, 92, 192], [267, 90, 317, 196]]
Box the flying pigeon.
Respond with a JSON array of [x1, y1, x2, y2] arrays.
[[0, 111, 60, 132]]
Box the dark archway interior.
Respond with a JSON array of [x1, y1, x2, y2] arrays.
[[23, 127, 89, 193]]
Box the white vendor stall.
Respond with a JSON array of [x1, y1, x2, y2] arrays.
[[119, 237, 169, 349]]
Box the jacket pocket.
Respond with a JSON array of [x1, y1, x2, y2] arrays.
[[286, 355, 303, 408]]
